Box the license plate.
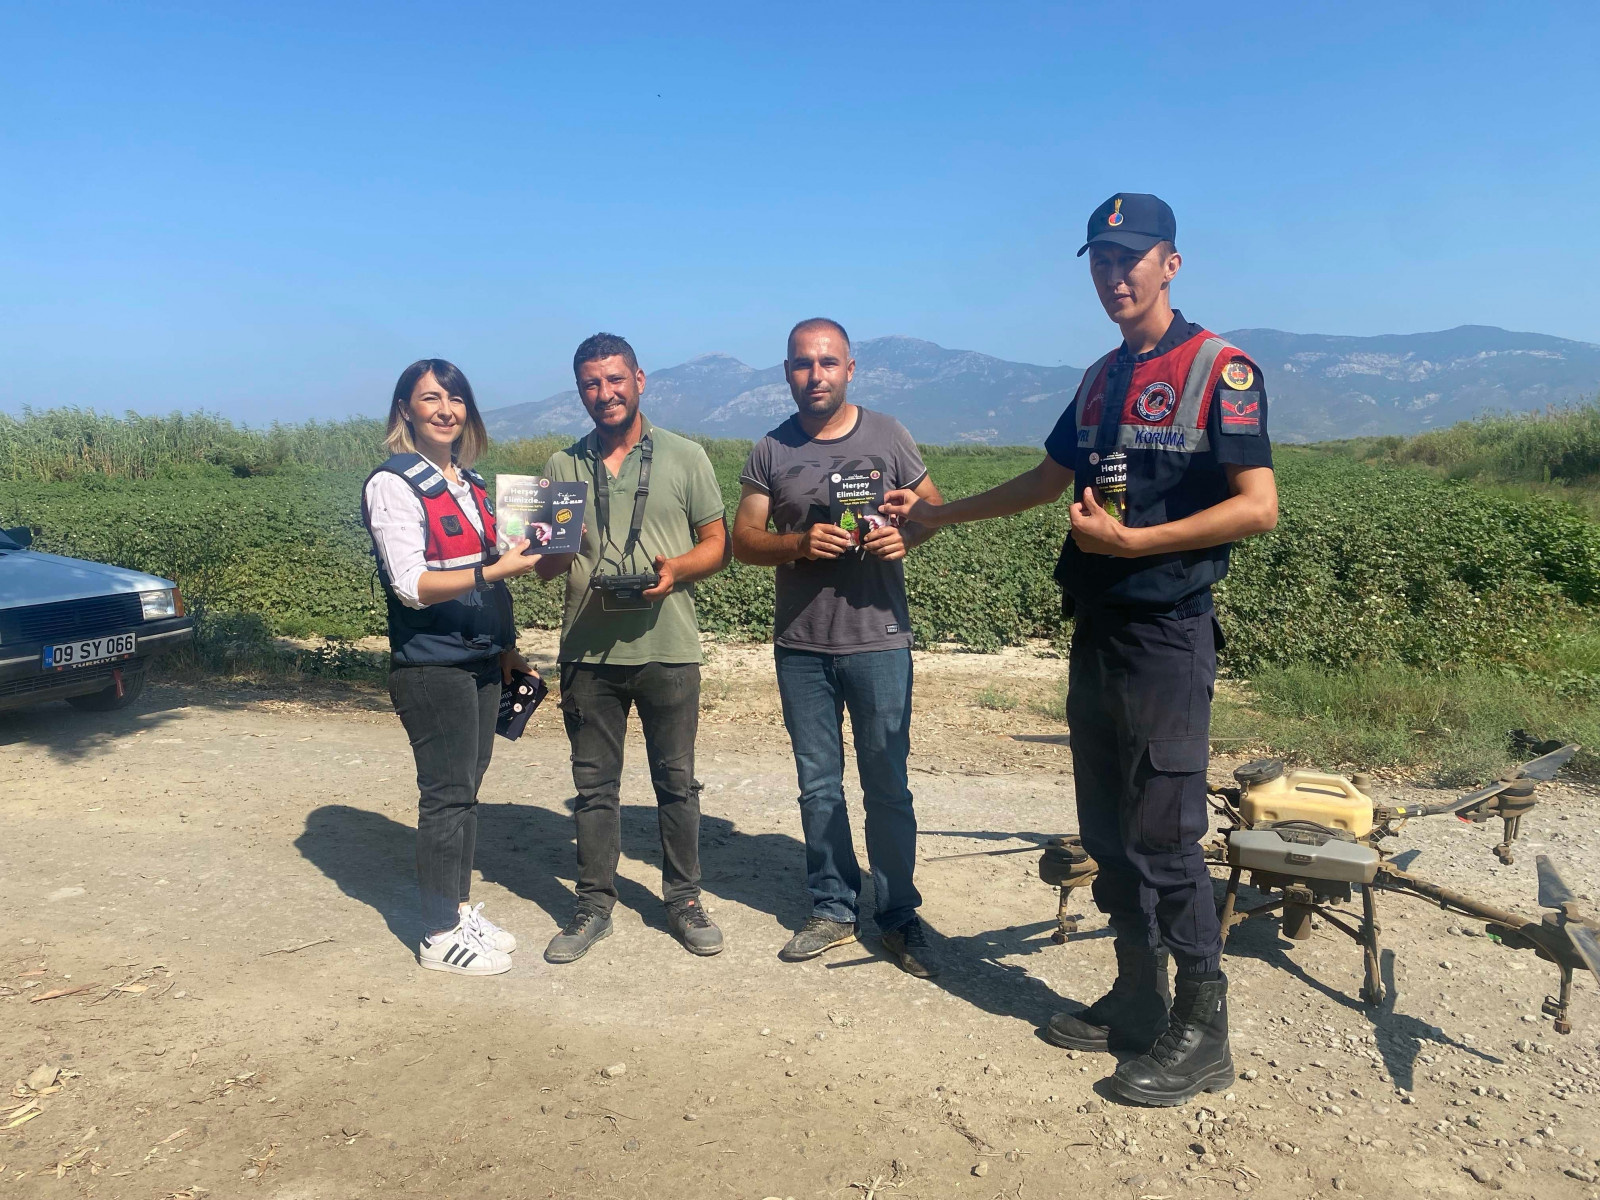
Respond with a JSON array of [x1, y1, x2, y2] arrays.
[[43, 632, 137, 670]]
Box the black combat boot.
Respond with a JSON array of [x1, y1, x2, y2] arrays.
[[1110, 972, 1234, 1106], [1044, 942, 1170, 1053]]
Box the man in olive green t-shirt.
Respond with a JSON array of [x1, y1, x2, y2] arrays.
[[534, 333, 731, 964]]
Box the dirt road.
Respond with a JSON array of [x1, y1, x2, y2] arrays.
[[3, 639, 1598, 1199]]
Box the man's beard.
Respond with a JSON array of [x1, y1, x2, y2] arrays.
[[795, 385, 847, 418], [590, 396, 638, 432]]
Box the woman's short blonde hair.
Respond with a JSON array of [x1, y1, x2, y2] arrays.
[[384, 358, 489, 468]]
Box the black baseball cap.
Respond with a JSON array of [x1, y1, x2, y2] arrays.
[[1077, 193, 1177, 257]]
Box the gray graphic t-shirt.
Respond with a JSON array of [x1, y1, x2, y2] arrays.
[[740, 407, 928, 654]]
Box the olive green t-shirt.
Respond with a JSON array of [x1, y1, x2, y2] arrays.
[[543, 416, 726, 665]]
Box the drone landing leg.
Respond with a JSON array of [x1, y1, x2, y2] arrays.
[[1052, 887, 1078, 945], [1542, 965, 1574, 1035], [1219, 868, 1243, 937], [1360, 885, 1386, 1006], [1495, 814, 1523, 866]]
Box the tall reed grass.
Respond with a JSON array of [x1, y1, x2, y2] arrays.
[[1320, 401, 1600, 485], [0, 408, 764, 483], [1398, 400, 1600, 484], [0, 407, 388, 481]]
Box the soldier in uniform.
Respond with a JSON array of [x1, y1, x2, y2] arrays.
[[882, 194, 1278, 1105]]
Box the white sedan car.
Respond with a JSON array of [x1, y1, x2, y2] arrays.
[[0, 526, 195, 712]]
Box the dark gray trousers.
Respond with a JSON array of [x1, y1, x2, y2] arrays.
[[559, 661, 703, 914], [389, 660, 500, 935]]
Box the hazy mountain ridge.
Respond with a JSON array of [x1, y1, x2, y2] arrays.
[[482, 326, 1600, 446], [1222, 325, 1600, 442]]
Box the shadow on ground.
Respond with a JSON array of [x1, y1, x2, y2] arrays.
[[1, 675, 391, 764], [294, 798, 1078, 1031], [1220, 883, 1501, 1091], [0, 685, 189, 760], [295, 800, 818, 951]]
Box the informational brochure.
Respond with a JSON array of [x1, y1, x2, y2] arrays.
[[828, 468, 894, 546], [542, 480, 587, 554], [494, 476, 588, 555], [1092, 450, 1128, 523], [496, 668, 548, 741]]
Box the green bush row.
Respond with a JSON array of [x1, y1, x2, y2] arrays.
[[3, 447, 1597, 675]]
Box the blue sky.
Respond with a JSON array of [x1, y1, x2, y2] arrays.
[[4, 1, 1598, 423]]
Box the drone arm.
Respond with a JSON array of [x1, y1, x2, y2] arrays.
[[1390, 782, 1506, 819], [1376, 864, 1533, 930], [923, 844, 1050, 862]]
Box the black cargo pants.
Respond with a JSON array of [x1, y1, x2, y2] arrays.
[[1067, 601, 1222, 976]]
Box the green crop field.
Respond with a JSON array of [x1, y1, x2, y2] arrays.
[[1314, 399, 1600, 519], [4, 408, 1599, 780], [5, 440, 1596, 668]]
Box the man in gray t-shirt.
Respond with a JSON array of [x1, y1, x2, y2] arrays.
[[733, 317, 945, 977], [740, 407, 925, 654]]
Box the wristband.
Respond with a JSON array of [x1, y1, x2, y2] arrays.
[[474, 564, 491, 592]]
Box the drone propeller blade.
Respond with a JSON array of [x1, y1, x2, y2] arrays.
[[1423, 742, 1580, 817], [1520, 743, 1579, 782], [1536, 854, 1576, 910], [1570, 923, 1600, 979], [1435, 779, 1510, 815]]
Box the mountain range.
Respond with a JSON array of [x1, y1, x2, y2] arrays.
[[482, 325, 1600, 446]]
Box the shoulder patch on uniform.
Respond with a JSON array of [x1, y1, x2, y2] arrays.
[[1219, 391, 1262, 433], [1221, 360, 1255, 391]]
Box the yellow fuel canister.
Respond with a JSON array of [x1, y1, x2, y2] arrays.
[[1235, 760, 1375, 837]]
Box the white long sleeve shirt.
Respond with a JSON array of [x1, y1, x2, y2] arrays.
[[363, 471, 486, 609]]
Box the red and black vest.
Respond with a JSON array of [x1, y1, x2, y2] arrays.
[[361, 454, 515, 666], [1055, 325, 1260, 613]]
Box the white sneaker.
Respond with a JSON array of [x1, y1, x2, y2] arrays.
[[419, 920, 512, 976], [462, 901, 517, 954]]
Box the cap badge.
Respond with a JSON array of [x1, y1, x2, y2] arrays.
[[1222, 361, 1255, 391], [1107, 197, 1124, 227]]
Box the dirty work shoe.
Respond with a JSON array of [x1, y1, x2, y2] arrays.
[[419, 921, 512, 977], [880, 916, 941, 978], [544, 907, 613, 964], [461, 902, 517, 954], [666, 898, 724, 956], [1045, 943, 1170, 1053], [1111, 973, 1235, 1106], [779, 916, 858, 963]]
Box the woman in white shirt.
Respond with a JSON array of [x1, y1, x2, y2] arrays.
[[361, 359, 543, 976]]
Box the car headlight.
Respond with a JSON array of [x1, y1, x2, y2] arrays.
[[140, 589, 179, 620]]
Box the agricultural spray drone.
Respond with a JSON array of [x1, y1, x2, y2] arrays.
[[931, 744, 1600, 1032]]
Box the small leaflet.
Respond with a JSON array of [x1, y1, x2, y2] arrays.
[[495, 476, 588, 555], [827, 469, 894, 546]]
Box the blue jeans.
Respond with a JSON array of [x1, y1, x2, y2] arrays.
[[774, 646, 921, 931]]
